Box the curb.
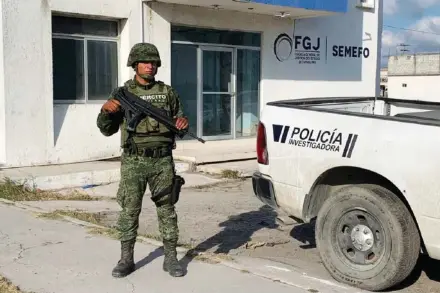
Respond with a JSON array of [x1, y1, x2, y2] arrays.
[[195, 162, 255, 179], [1, 162, 190, 191], [0, 198, 190, 253], [196, 165, 253, 179]]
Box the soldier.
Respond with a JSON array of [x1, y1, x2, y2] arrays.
[[96, 43, 189, 278]]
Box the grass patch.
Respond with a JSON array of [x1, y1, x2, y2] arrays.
[[37, 210, 103, 225], [87, 226, 120, 240], [192, 254, 221, 264], [191, 252, 234, 264], [220, 169, 241, 179], [0, 276, 34, 293], [0, 178, 101, 202]]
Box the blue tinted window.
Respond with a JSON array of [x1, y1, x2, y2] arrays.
[[52, 15, 118, 37]]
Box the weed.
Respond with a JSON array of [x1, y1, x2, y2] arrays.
[[220, 170, 241, 179], [0, 275, 34, 293], [0, 178, 101, 202], [37, 210, 103, 225]]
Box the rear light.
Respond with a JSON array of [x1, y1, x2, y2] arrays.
[[257, 121, 268, 165]]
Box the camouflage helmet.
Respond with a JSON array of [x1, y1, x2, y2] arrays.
[[126, 43, 161, 67]]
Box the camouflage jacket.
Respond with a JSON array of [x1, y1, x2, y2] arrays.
[[96, 77, 185, 149]]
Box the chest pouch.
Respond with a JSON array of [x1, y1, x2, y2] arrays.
[[134, 83, 171, 135]]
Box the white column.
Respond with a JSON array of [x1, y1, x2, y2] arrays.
[[2, 0, 53, 167], [0, 0, 5, 166]]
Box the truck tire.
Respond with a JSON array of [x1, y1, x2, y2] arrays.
[[315, 184, 420, 291]]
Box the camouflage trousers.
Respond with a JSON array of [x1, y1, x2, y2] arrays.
[[115, 153, 178, 243]]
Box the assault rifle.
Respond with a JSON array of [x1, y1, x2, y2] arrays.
[[113, 88, 206, 144]]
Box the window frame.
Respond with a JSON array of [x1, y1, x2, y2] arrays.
[[52, 28, 120, 104]]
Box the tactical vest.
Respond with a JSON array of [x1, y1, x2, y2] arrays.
[[120, 79, 175, 150]]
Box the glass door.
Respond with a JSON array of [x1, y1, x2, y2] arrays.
[[199, 46, 235, 140]]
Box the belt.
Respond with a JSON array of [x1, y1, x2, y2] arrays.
[[125, 147, 172, 158]]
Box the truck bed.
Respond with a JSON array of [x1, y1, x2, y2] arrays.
[[267, 97, 440, 126], [394, 110, 440, 121]]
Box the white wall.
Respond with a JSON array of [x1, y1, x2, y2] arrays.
[[1, 0, 142, 167], [2, 0, 53, 167], [388, 75, 440, 102], [0, 1, 5, 166]]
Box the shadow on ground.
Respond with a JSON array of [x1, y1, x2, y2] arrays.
[[290, 220, 316, 249], [290, 221, 440, 291], [179, 205, 279, 272], [135, 247, 163, 271], [385, 255, 440, 291]]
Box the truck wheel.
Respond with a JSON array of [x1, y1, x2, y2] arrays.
[[315, 184, 420, 291]]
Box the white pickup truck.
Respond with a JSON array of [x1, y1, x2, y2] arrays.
[[252, 96, 440, 292]]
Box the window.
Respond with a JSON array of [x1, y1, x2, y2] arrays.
[[171, 25, 261, 47], [52, 15, 119, 103]]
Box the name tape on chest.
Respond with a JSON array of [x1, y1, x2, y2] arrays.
[[139, 94, 167, 103]]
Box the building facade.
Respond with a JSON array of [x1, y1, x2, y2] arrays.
[[387, 53, 440, 102], [0, 0, 382, 168]]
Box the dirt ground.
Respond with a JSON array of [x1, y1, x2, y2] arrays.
[[98, 179, 440, 293]]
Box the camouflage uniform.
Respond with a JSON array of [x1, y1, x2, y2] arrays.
[[96, 43, 185, 278]]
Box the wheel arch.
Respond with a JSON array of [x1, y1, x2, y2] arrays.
[[302, 166, 424, 249]]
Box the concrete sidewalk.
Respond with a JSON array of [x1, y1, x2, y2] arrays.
[[0, 203, 364, 293]]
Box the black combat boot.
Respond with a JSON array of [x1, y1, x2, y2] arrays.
[[162, 240, 184, 277], [112, 239, 136, 278]]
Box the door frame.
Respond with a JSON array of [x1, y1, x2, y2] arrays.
[[197, 45, 236, 141]]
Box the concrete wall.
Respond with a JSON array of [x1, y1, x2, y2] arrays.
[[388, 75, 440, 102], [1, 0, 141, 167], [388, 53, 440, 76]]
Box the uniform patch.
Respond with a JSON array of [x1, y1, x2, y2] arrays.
[[140, 94, 167, 103]]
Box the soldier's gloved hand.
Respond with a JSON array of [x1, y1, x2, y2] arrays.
[[175, 117, 189, 130], [102, 99, 121, 113]]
